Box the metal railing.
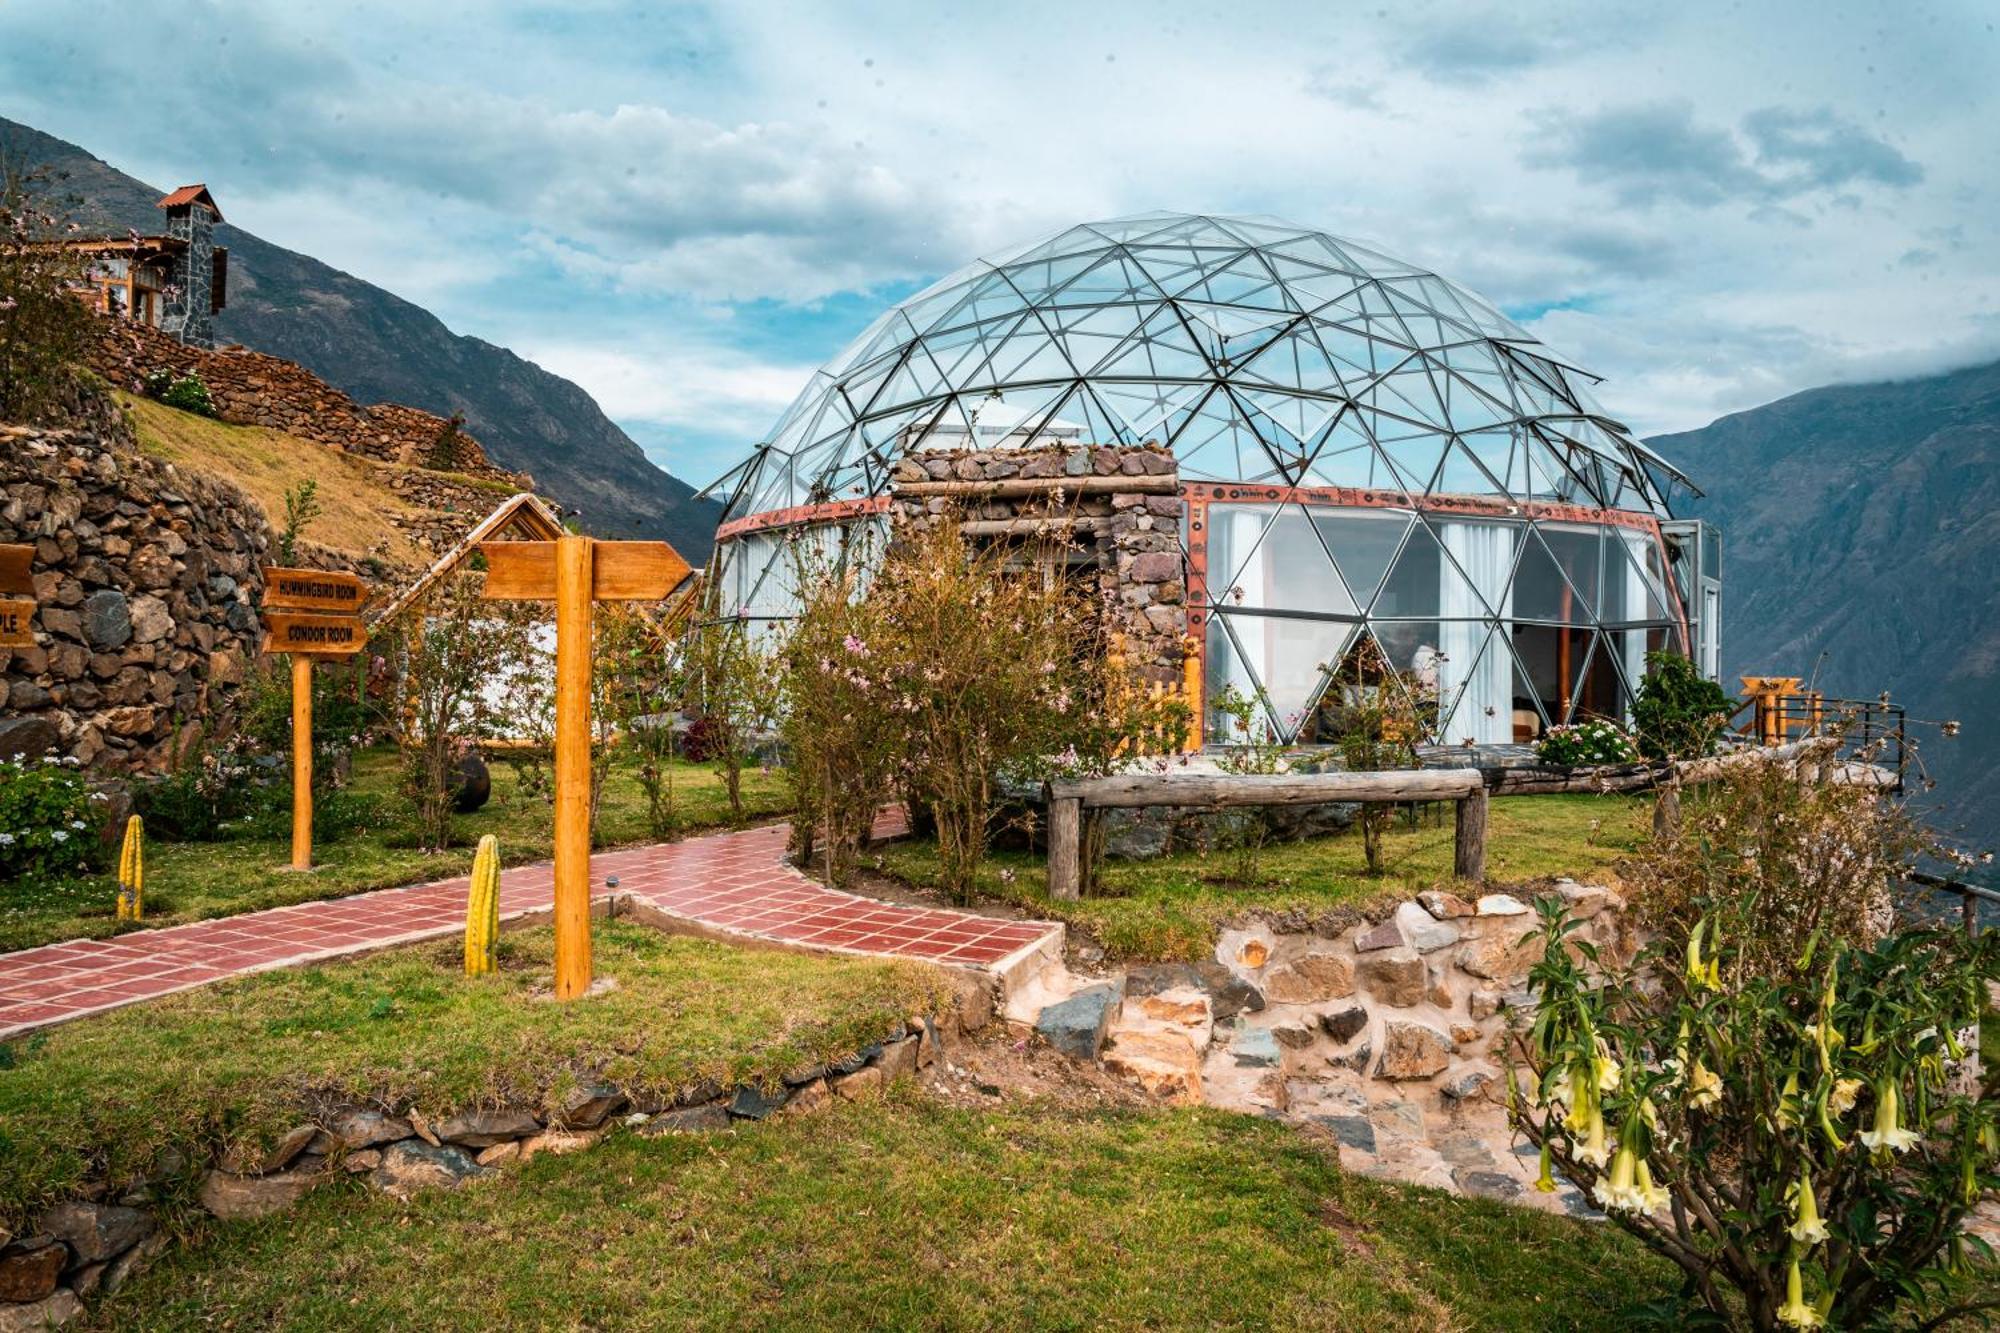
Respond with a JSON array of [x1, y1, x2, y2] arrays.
[[1733, 688, 1907, 793], [1903, 869, 1999, 937]]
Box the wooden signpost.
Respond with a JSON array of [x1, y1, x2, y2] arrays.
[[0, 545, 35, 649], [479, 534, 690, 1000], [261, 567, 371, 871]]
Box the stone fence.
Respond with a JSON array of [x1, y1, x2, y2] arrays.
[[85, 318, 529, 488], [0, 419, 273, 772]]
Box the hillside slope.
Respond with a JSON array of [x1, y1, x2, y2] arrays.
[[0, 116, 719, 560], [1651, 359, 2000, 843]]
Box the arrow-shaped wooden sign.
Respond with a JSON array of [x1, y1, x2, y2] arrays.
[[480, 539, 690, 603], [263, 566, 370, 613]]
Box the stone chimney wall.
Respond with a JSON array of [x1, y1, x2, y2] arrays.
[[887, 442, 1187, 685], [161, 204, 216, 348]]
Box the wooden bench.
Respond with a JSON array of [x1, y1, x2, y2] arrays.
[[1043, 768, 1487, 901]]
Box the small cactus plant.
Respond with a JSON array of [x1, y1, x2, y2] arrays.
[[114, 815, 145, 921], [464, 833, 500, 976]]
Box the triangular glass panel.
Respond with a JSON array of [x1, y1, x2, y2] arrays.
[[1213, 610, 1359, 742], [1508, 526, 1595, 624], [1372, 519, 1445, 619], [1310, 507, 1411, 610]]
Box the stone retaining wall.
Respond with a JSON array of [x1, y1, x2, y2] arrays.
[[888, 443, 1186, 686], [0, 420, 274, 772], [0, 992, 989, 1328], [1041, 878, 1634, 1113], [86, 319, 529, 488]]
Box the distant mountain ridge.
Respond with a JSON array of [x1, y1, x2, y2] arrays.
[[0, 116, 719, 560], [1651, 357, 2000, 848]]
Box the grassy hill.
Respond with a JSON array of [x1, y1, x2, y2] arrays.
[[120, 394, 502, 570]]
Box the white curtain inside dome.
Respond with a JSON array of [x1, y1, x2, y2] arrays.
[[1438, 522, 1515, 744]]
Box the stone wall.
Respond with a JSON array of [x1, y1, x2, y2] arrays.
[[85, 318, 529, 487], [1028, 878, 1636, 1209], [888, 443, 1187, 685], [0, 420, 273, 771]]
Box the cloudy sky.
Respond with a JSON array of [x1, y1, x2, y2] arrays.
[[2, 0, 1995, 485]]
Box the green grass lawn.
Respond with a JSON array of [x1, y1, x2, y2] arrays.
[[877, 793, 1649, 960], [93, 1094, 1670, 1331], [0, 921, 947, 1229], [0, 748, 790, 953]]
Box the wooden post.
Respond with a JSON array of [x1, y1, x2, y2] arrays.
[[1652, 781, 1681, 844], [552, 533, 594, 1000], [290, 653, 313, 870], [1047, 795, 1082, 901], [477, 535, 689, 1002], [1453, 784, 1488, 883]]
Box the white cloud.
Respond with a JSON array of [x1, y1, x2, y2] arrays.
[[517, 338, 812, 439]]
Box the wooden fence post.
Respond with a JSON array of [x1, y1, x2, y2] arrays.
[[1453, 784, 1488, 884], [552, 533, 595, 1000], [1047, 795, 1082, 901], [290, 653, 313, 871]]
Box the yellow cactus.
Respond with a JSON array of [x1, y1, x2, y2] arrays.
[[114, 815, 145, 921], [464, 834, 501, 976]]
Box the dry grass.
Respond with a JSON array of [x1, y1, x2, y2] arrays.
[[121, 394, 429, 564]]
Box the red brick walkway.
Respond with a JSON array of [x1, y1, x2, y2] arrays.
[[0, 816, 1060, 1040]]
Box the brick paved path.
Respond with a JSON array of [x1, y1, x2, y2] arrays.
[[0, 815, 1059, 1039]]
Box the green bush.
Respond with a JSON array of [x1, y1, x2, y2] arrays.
[[1632, 649, 1733, 761], [151, 371, 217, 418], [0, 754, 103, 901], [1535, 718, 1640, 766]]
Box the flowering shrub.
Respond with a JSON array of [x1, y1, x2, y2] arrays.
[[0, 171, 93, 424], [776, 560, 897, 885], [141, 369, 218, 418], [855, 520, 1086, 902], [134, 737, 271, 841], [1509, 754, 2000, 1329], [1535, 718, 1641, 766], [0, 753, 103, 894]]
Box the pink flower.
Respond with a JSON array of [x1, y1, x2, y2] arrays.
[[843, 634, 869, 656]]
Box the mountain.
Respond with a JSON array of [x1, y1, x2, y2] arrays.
[[0, 116, 719, 560], [1650, 359, 2000, 850]]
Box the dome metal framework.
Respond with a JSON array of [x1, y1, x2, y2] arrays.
[[716, 212, 1700, 746]]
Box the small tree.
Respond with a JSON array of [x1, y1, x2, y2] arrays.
[[1209, 683, 1284, 883], [0, 165, 91, 425], [776, 561, 897, 885], [277, 480, 323, 565], [598, 606, 681, 841], [1509, 754, 1999, 1330], [382, 575, 536, 851], [1325, 639, 1425, 875], [426, 411, 467, 471], [865, 520, 1087, 903], [679, 612, 778, 823]]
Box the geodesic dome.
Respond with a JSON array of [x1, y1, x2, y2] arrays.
[[716, 212, 1702, 747]]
